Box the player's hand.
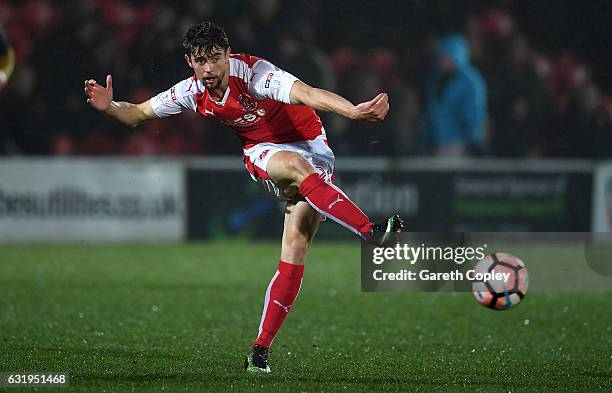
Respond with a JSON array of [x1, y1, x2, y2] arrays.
[[84, 75, 113, 112], [353, 93, 389, 122]]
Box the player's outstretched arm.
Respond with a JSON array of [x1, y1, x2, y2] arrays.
[[84, 75, 156, 127], [289, 80, 389, 122]]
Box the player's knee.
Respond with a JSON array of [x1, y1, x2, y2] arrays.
[[285, 153, 315, 183], [284, 231, 310, 256], [284, 222, 315, 251]]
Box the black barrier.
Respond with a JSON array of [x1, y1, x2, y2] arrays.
[[187, 165, 593, 240], [187, 168, 285, 240], [449, 171, 592, 231]]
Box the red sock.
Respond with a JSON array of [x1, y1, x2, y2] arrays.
[[253, 260, 304, 349], [299, 173, 372, 237]]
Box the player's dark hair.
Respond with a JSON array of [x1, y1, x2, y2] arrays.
[[182, 21, 229, 57]]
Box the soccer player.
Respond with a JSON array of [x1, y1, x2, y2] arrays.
[[84, 21, 403, 373]]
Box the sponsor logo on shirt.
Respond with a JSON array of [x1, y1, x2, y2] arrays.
[[219, 107, 267, 127], [265, 73, 274, 88], [220, 113, 262, 127], [170, 87, 177, 101]]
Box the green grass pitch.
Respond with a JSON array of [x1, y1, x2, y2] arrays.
[[1, 242, 610, 392]]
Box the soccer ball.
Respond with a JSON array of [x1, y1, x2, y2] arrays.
[[471, 253, 528, 310]]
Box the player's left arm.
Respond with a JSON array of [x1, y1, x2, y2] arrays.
[[249, 60, 388, 122], [290, 80, 388, 122]]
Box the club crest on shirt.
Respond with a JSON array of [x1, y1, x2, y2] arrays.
[[238, 93, 258, 112]]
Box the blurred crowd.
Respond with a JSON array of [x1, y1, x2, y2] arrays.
[[0, 0, 611, 158]]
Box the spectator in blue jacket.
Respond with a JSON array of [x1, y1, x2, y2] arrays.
[[421, 34, 487, 157]]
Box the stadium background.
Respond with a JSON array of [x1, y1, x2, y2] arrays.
[[1, 0, 611, 240], [0, 1, 611, 392], [0, 0, 611, 157]]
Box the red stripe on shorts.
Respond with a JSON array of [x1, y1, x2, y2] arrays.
[[243, 155, 271, 181]]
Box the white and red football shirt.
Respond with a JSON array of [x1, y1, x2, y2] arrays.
[[150, 53, 325, 149]]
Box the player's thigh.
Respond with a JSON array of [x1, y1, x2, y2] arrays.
[[280, 200, 322, 264], [266, 151, 316, 188]]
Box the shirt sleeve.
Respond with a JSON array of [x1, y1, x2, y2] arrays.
[[248, 60, 298, 104], [150, 76, 198, 118]]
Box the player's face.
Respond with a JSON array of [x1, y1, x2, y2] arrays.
[[186, 47, 231, 91]]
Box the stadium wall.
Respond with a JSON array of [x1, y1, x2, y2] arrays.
[[0, 157, 599, 243], [0, 158, 186, 242]]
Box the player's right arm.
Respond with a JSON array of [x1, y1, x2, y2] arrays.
[[85, 75, 198, 126], [85, 75, 156, 127]]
